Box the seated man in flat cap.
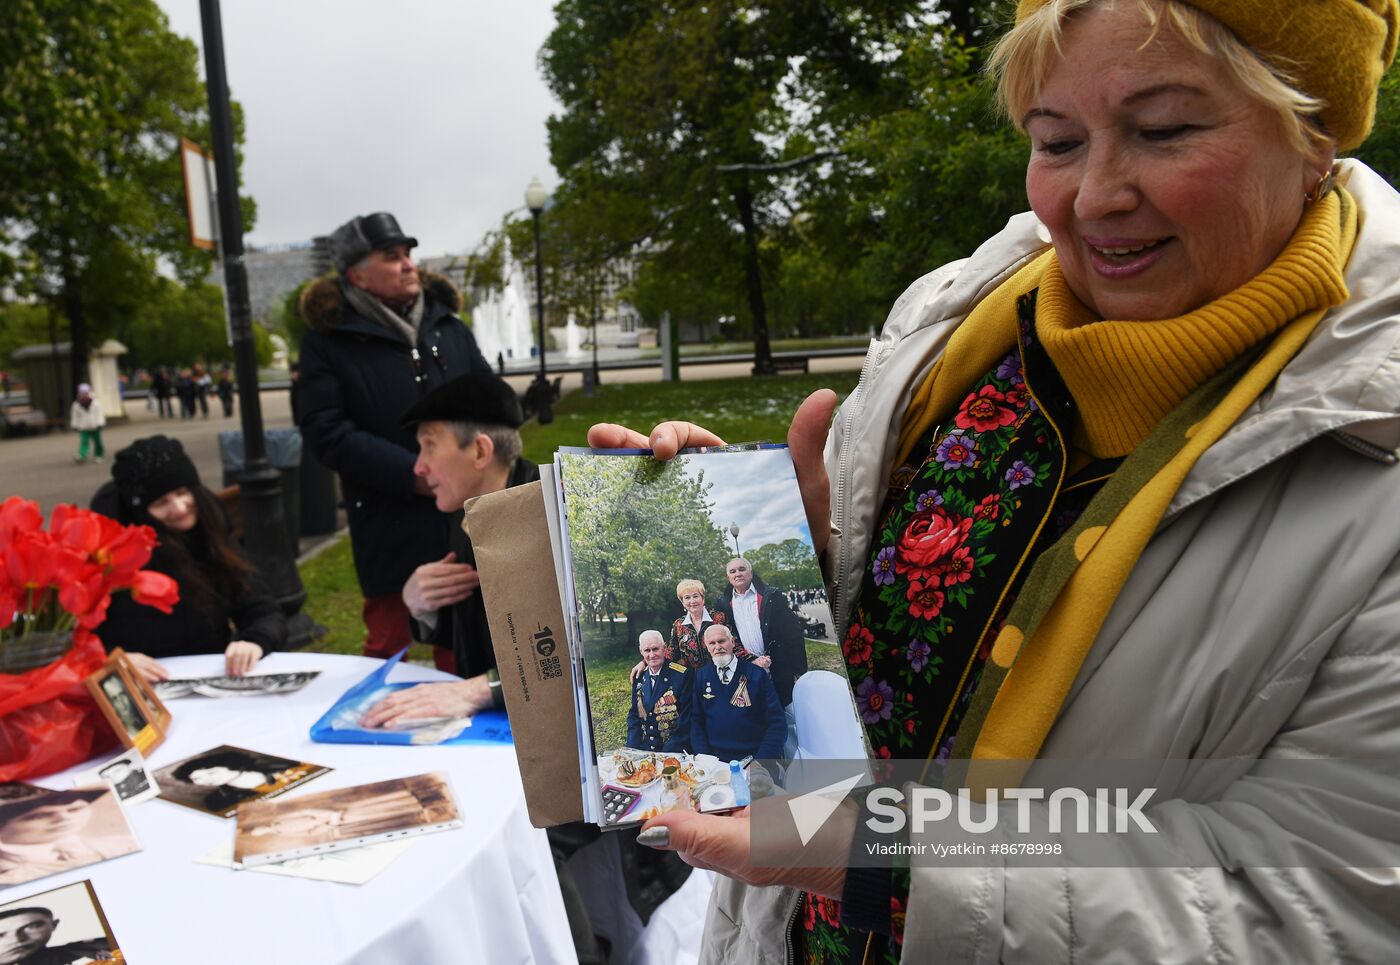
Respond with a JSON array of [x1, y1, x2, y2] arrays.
[[359, 372, 535, 726], [359, 373, 621, 965], [297, 212, 491, 666]]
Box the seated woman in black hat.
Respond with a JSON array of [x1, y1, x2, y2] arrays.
[[91, 435, 286, 682]]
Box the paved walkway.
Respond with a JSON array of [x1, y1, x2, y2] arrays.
[[0, 355, 862, 517]]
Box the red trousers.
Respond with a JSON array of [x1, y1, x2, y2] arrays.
[[361, 593, 456, 674]]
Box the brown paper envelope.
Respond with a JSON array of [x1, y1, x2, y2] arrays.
[[463, 481, 585, 828]]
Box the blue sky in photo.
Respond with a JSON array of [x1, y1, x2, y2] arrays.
[[677, 449, 814, 555]]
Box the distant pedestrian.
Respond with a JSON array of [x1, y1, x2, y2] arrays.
[[217, 366, 235, 417], [0, 370, 8, 398], [176, 368, 197, 419], [70, 382, 106, 463], [194, 364, 212, 419], [152, 367, 174, 418]]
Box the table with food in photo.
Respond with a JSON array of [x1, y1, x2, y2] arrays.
[[596, 749, 749, 825]]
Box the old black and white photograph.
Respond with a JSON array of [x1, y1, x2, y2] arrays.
[[234, 771, 461, 867], [0, 784, 141, 888], [153, 745, 331, 819], [74, 749, 160, 807], [154, 670, 321, 700], [0, 880, 122, 965]]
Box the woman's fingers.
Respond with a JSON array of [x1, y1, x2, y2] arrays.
[[788, 390, 837, 558], [587, 423, 651, 449], [225, 641, 263, 676], [646, 422, 726, 460], [126, 651, 169, 682], [587, 421, 727, 461]]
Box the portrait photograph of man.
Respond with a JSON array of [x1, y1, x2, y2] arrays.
[[0, 881, 122, 965], [0, 786, 141, 888]]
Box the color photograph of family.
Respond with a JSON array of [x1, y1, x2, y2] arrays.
[[558, 446, 867, 821]]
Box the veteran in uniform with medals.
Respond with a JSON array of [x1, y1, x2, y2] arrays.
[[627, 630, 693, 754], [692, 624, 786, 763]]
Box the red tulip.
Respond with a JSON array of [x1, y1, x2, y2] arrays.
[[130, 569, 179, 614], [5, 531, 58, 591], [0, 584, 17, 630], [98, 525, 156, 586], [0, 497, 42, 550], [59, 567, 108, 621]]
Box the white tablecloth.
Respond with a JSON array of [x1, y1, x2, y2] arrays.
[[14, 652, 577, 965]]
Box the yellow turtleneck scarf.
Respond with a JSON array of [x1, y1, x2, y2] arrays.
[[1036, 195, 1351, 457], [897, 189, 1352, 468], [888, 188, 1359, 781]]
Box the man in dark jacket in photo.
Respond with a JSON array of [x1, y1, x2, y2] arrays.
[[296, 212, 491, 664], [715, 557, 808, 706]]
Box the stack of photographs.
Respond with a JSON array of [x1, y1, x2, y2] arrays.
[[154, 669, 321, 700], [543, 445, 871, 828]]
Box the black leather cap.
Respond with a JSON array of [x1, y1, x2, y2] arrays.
[[400, 373, 525, 429], [329, 212, 418, 273]]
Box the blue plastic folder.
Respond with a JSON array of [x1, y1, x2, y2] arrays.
[[309, 649, 512, 745]]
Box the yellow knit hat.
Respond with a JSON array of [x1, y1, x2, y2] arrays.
[[1015, 0, 1399, 150]]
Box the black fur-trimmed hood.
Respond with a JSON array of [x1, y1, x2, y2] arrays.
[[298, 271, 461, 334]]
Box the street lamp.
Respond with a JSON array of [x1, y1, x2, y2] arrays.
[[729, 522, 741, 557], [524, 176, 553, 425]]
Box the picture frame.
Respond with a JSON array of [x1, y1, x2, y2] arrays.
[[0, 880, 124, 962], [119, 648, 172, 733], [85, 649, 168, 753]]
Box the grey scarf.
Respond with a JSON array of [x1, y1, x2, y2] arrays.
[[341, 280, 425, 346]]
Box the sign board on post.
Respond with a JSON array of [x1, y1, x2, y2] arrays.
[[180, 137, 217, 250]]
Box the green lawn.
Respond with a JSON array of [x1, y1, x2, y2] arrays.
[[298, 370, 861, 658], [518, 370, 860, 463]]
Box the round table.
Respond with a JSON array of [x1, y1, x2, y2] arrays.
[[17, 652, 577, 965]]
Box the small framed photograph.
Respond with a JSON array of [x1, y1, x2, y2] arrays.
[[74, 748, 160, 806], [117, 647, 172, 732], [0, 879, 123, 962], [85, 650, 167, 754]]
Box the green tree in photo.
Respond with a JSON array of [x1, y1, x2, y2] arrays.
[[744, 537, 823, 592], [561, 454, 732, 647]]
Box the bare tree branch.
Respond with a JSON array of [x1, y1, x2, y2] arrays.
[[715, 150, 842, 174]]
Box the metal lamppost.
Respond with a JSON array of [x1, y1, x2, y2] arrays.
[[729, 522, 742, 557], [524, 177, 553, 424], [198, 0, 310, 641]]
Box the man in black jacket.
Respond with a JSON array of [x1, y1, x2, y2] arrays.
[[297, 212, 491, 664], [359, 373, 535, 726], [715, 557, 808, 706]]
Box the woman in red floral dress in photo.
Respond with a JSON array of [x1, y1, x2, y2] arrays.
[[665, 578, 732, 669]]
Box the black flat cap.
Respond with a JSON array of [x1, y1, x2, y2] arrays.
[[329, 212, 418, 273], [401, 373, 525, 429]]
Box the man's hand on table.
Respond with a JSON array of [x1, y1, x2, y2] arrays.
[[359, 677, 493, 728]]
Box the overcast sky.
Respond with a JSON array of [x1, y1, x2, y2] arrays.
[[682, 449, 816, 555], [156, 0, 561, 259]]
